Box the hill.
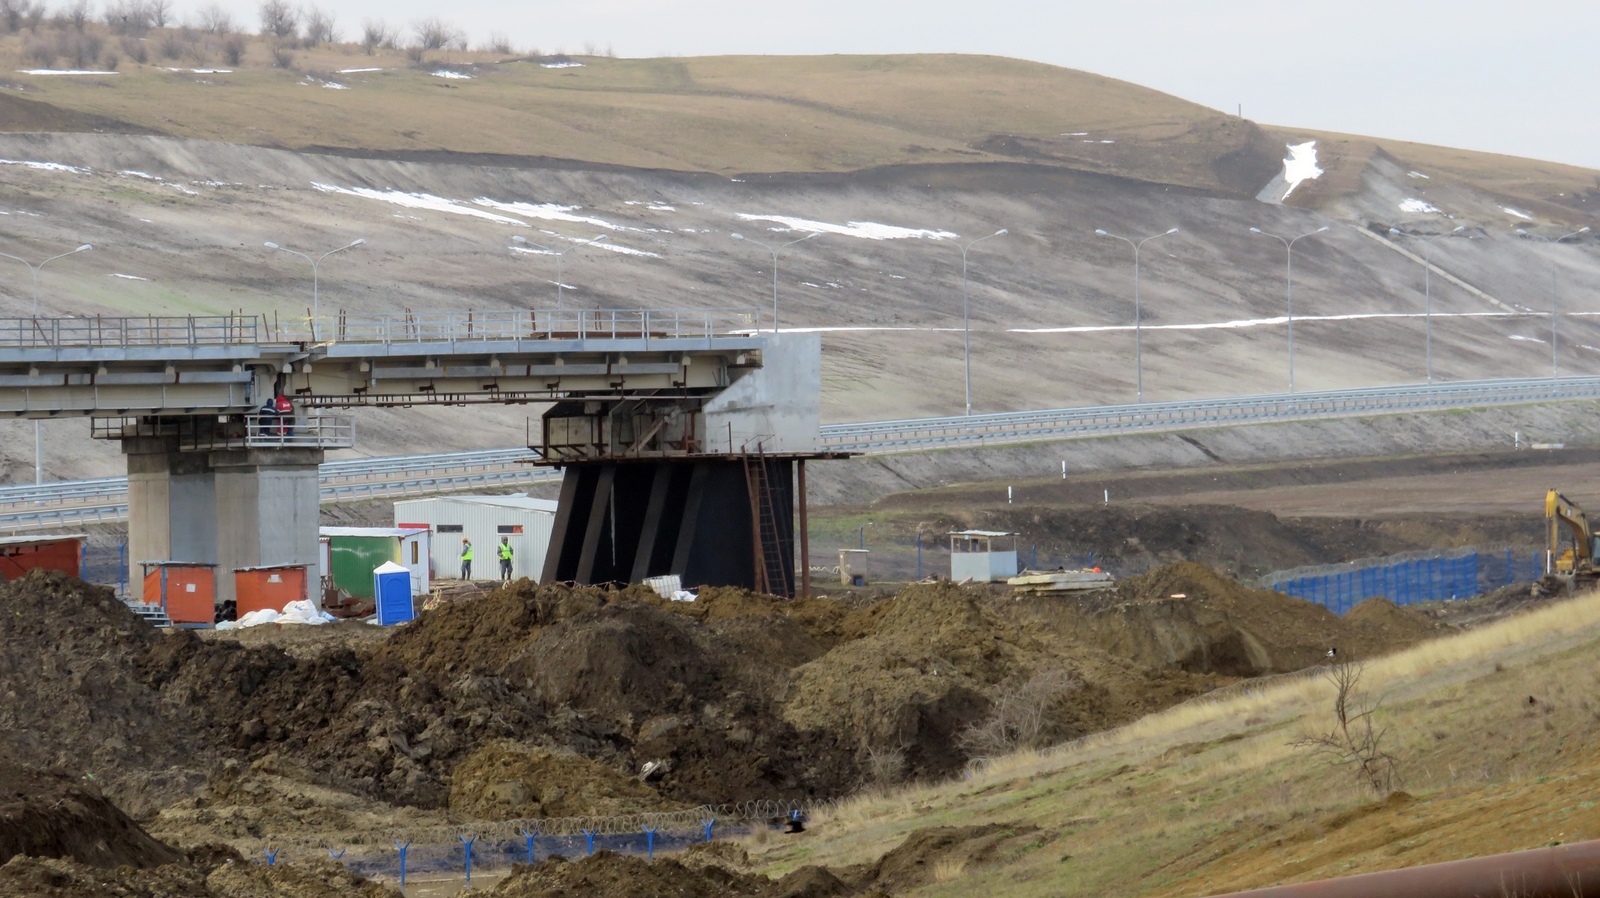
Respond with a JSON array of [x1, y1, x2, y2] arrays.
[[745, 589, 1600, 896], [0, 45, 1597, 479]]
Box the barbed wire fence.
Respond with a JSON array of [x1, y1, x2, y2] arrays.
[[254, 799, 832, 886]]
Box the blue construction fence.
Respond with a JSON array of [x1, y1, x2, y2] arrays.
[[251, 801, 820, 889], [1266, 548, 1544, 616]]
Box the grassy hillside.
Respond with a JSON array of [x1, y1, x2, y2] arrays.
[[746, 592, 1600, 896], [0, 29, 1594, 211]]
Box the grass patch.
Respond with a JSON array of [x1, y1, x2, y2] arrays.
[[753, 589, 1600, 896]]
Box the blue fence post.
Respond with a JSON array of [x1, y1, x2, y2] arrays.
[[643, 825, 658, 861], [521, 829, 539, 865], [118, 542, 127, 595], [459, 835, 475, 887], [701, 818, 716, 843], [394, 841, 411, 889], [583, 829, 597, 856], [263, 849, 279, 866]]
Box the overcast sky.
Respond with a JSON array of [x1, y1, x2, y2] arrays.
[[224, 0, 1600, 170]]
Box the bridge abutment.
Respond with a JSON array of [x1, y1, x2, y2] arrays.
[[122, 430, 323, 608]]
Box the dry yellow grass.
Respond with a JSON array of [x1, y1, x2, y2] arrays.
[[0, 26, 1590, 210], [758, 590, 1600, 898]]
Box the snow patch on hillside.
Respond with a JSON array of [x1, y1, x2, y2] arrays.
[[1281, 141, 1322, 199], [473, 198, 638, 231], [0, 159, 89, 174], [1503, 207, 1534, 221], [1400, 198, 1440, 214], [311, 183, 528, 225], [735, 213, 957, 241]]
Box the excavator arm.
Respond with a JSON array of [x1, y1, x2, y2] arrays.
[[1546, 489, 1597, 574]]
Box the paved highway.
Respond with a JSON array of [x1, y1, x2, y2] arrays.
[[6, 375, 1598, 530]]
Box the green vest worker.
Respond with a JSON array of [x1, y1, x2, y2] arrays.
[[498, 537, 514, 581], [460, 538, 473, 580]]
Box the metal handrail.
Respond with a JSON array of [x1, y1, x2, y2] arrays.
[[327, 308, 763, 344], [0, 314, 262, 347]]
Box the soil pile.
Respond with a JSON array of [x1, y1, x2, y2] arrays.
[[1082, 562, 1444, 671], [0, 761, 185, 869], [139, 581, 859, 809], [0, 853, 396, 898], [784, 582, 1030, 776], [0, 570, 209, 815], [1343, 597, 1450, 644], [489, 852, 771, 898], [839, 822, 1046, 894], [488, 851, 879, 898], [449, 741, 674, 820]]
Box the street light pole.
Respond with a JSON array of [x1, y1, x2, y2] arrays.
[[1389, 226, 1466, 384], [955, 229, 1008, 416], [1250, 225, 1329, 394], [264, 238, 366, 340], [511, 233, 608, 310], [730, 231, 820, 333], [1094, 227, 1178, 403], [0, 242, 92, 485], [1516, 227, 1591, 379]]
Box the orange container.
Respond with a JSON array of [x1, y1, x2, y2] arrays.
[[234, 565, 309, 617], [0, 535, 83, 580], [142, 562, 216, 625]]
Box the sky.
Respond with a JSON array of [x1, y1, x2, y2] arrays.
[[216, 0, 1600, 170]]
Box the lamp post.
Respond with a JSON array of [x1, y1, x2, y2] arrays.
[[1094, 227, 1178, 403], [264, 238, 365, 341], [953, 229, 1008, 416], [0, 242, 92, 485], [511, 233, 607, 310], [1389, 226, 1466, 384], [730, 231, 820, 333], [1516, 226, 1591, 379], [1250, 225, 1329, 394]]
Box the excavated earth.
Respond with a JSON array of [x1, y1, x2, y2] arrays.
[[0, 563, 1459, 892]]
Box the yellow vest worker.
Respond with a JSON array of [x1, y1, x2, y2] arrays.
[[460, 538, 473, 580], [498, 537, 514, 582]]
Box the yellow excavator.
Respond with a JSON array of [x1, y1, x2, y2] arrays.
[[1546, 489, 1600, 589]]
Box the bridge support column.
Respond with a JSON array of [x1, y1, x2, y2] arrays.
[[123, 436, 217, 601], [123, 438, 322, 608], [211, 448, 324, 608], [542, 456, 798, 597]]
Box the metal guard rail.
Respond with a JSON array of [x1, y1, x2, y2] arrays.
[[818, 375, 1600, 451], [326, 308, 763, 344], [0, 315, 261, 348]]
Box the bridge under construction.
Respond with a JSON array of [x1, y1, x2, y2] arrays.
[[0, 309, 835, 606]]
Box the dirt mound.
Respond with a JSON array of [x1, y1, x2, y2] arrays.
[[679, 840, 752, 871], [646, 587, 871, 650], [490, 851, 770, 898], [0, 761, 185, 869], [0, 853, 394, 898], [0, 570, 210, 815], [783, 583, 1029, 777], [375, 580, 629, 679], [449, 741, 675, 820], [839, 822, 1045, 894], [1101, 562, 1440, 670], [1343, 597, 1449, 644]]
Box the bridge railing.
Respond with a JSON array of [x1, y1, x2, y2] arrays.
[[0, 315, 262, 347], [325, 308, 763, 344]]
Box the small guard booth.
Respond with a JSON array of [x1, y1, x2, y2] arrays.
[[373, 561, 415, 626], [234, 564, 311, 617], [949, 530, 1019, 582], [140, 561, 217, 625], [319, 527, 430, 598]]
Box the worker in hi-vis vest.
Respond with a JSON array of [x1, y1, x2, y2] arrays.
[[498, 536, 514, 582], [460, 537, 473, 580]]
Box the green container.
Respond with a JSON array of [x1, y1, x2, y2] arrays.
[[328, 536, 398, 598]]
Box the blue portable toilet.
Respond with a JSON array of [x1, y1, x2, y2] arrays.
[[373, 561, 415, 625]]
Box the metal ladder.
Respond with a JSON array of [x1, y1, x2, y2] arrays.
[[743, 448, 789, 597]]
